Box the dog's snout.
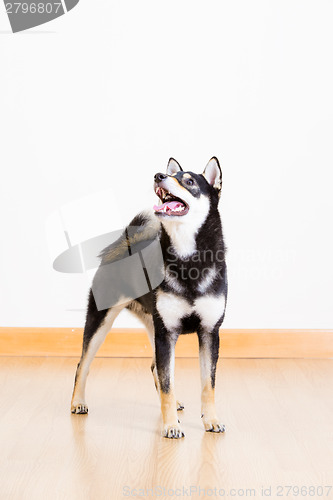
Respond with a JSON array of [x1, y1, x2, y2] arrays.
[[154, 173, 167, 183]]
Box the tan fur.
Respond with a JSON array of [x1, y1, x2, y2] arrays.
[[199, 342, 224, 432], [160, 390, 184, 437], [101, 214, 160, 264], [71, 305, 126, 413], [201, 383, 219, 430], [169, 176, 189, 192]]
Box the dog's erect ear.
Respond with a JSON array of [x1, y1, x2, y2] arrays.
[[166, 158, 183, 175], [203, 157, 222, 194]]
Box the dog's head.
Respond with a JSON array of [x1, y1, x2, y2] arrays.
[[153, 157, 222, 223]]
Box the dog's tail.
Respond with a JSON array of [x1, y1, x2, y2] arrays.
[[99, 210, 161, 265]]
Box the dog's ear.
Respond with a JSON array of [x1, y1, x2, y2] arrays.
[[166, 158, 183, 175], [203, 157, 222, 194]]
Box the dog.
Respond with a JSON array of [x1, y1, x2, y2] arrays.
[[71, 157, 228, 439]]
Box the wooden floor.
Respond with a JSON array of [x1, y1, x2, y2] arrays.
[[0, 358, 332, 499]]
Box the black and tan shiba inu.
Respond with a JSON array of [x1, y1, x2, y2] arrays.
[[71, 157, 228, 439]]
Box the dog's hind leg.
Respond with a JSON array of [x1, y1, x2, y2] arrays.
[[71, 291, 126, 414], [126, 302, 161, 395]]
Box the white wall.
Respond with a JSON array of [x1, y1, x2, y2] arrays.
[[0, 0, 332, 329]]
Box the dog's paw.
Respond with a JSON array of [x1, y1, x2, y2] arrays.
[[176, 400, 184, 411], [71, 403, 88, 414], [205, 422, 225, 433], [201, 415, 225, 433], [162, 424, 185, 439]]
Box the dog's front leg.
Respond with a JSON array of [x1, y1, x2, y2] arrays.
[[198, 327, 225, 433], [155, 330, 184, 439]]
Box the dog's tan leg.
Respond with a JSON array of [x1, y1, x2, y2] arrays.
[[155, 333, 184, 438], [71, 304, 125, 414], [198, 329, 225, 433], [160, 389, 183, 438]]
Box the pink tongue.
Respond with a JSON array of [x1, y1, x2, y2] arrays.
[[154, 201, 183, 212]]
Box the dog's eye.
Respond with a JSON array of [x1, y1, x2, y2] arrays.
[[186, 179, 194, 186]]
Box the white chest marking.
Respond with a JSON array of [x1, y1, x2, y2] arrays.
[[156, 291, 226, 332], [163, 222, 197, 258], [194, 294, 226, 331], [156, 291, 192, 331]]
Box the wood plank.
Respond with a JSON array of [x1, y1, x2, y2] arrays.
[[0, 358, 333, 498], [0, 327, 332, 358]]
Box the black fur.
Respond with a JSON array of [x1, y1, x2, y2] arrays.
[[159, 206, 227, 303], [82, 290, 108, 353]]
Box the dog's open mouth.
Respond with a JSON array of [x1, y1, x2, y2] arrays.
[[154, 187, 189, 216]]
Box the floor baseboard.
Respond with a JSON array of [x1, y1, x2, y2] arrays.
[[0, 327, 332, 358]]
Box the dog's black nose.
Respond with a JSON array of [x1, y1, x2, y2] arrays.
[[154, 173, 167, 182]]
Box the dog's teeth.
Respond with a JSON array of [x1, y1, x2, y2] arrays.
[[170, 205, 186, 213]]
